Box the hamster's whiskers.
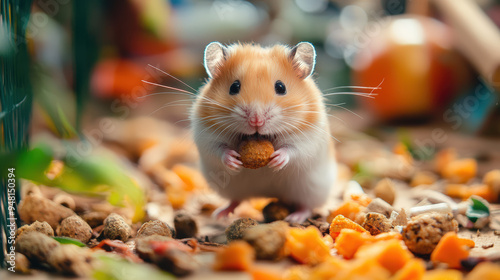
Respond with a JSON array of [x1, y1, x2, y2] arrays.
[[322, 79, 384, 98], [322, 85, 381, 91], [147, 64, 197, 92], [323, 91, 377, 98], [290, 110, 346, 126], [286, 116, 339, 143], [142, 80, 196, 95], [142, 80, 239, 115], [323, 103, 363, 119]]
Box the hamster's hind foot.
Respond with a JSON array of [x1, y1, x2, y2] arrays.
[[284, 206, 312, 224], [212, 200, 241, 219]]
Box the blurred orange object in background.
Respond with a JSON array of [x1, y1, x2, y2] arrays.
[[353, 16, 473, 121], [91, 59, 149, 99]]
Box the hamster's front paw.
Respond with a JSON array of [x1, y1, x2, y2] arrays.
[[222, 149, 243, 171], [268, 148, 290, 171]]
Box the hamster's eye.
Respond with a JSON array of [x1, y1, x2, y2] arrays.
[[275, 80, 286, 95], [229, 80, 241, 95]]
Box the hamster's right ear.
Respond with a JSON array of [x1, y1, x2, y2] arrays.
[[204, 42, 228, 79], [289, 42, 316, 79]]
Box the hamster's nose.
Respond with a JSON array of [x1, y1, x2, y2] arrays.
[[248, 115, 265, 127]]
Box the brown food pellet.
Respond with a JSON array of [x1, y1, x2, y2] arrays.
[[136, 235, 174, 262], [362, 212, 392, 235], [156, 248, 198, 276], [174, 212, 198, 239], [262, 201, 292, 223], [17, 232, 60, 264], [15, 253, 30, 274], [48, 245, 94, 276], [402, 212, 458, 255], [16, 221, 54, 239], [18, 194, 75, 230], [238, 139, 274, 169], [58, 215, 93, 243], [102, 213, 132, 241], [225, 218, 259, 242], [137, 220, 174, 238], [81, 212, 108, 228], [243, 221, 288, 260]]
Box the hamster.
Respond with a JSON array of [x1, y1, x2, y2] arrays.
[[191, 42, 337, 223]]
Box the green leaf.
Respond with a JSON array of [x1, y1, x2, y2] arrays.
[[93, 254, 175, 280], [16, 142, 146, 222], [470, 196, 490, 214], [16, 144, 54, 183], [53, 237, 86, 247], [465, 209, 486, 223], [466, 196, 490, 223]]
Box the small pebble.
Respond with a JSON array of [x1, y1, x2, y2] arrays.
[[15, 253, 30, 274], [225, 218, 258, 242], [262, 201, 292, 223], [52, 193, 76, 211], [174, 212, 198, 239], [155, 248, 198, 276], [102, 213, 131, 241], [135, 235, 173, 262], [18, 194, 75, 230], [17, 232, 60, 264], [137, 220, 174, 238], [366, 198, 394, 218], [390, 210, 408, 226], [362, 212, 392, 235], [48, 245, 94, 276], [58, 215, 93, 243], [243, 221, 288, 260], [374, 178, 396, 205], [81, 212, 108, 228], [16, 221, 54, 239]]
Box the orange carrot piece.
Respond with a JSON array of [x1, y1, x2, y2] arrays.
[[392, 258, 426, 280], [213, 241, 255, 271], [285, 226, 331, 265], [430, 232, 471, 269], [355, 240, 412, 274], [330, 214, 368, 240]]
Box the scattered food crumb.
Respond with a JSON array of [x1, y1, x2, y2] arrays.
[[481, 243, 494, 249]]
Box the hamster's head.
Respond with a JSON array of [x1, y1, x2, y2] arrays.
[[195, 42, 325, 142]]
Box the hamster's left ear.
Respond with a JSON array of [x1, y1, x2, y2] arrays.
[[204, 42, 228, 79], [289, 42, 316, 79]]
